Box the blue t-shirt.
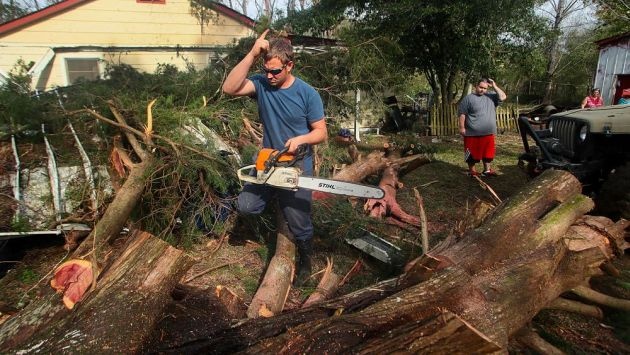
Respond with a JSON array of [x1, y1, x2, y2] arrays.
[[250, 74, 325, 175]]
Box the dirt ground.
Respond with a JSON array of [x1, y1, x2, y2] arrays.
[[1, 132, 628, 353]]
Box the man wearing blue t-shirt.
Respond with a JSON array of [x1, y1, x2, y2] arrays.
[[223, 29, 328, 286]]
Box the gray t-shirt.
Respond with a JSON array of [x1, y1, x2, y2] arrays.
[[458, 93, 500, 136]]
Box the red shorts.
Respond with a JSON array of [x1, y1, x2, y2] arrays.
[[464, 135, 495, 163]]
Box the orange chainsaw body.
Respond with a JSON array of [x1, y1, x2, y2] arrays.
[[255, 148, 294, 171]]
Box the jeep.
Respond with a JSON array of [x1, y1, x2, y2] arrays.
[[517, 105, 630, 185]]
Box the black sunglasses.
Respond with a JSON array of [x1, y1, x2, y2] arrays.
[[262, 64, 287, 76]]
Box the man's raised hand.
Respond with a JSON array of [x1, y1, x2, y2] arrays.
[[250, 29, 270, 59]]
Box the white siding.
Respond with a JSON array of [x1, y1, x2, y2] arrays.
[[0, 0, 253, 90]]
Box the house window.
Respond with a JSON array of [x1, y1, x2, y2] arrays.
[[66, 59, 100, 84], [137, 0, 166, 4]]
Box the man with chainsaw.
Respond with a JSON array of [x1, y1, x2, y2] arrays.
[[223, 30, 328, 286]]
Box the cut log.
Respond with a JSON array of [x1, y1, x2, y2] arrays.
[[245, 225, 615, 353], [216, 285, 247, 319], [167, 170, 625, 354], [302, 258, 341, 308], [1, 231, 193, 353], [49, 259, 94, 310], [402, 169, 590, 285], [330, 150, 387, 182], [246, 211, 296, 318]]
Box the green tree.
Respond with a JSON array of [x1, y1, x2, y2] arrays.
[[538, 0, 591, 102], [550, 27, 599, 104], [592, 0, 630, 39], [0, 59, 49, 134], [0, 0, 28, 23], [283, 0, 545, 105]]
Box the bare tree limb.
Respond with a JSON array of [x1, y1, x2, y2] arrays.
[[571, 285, 630, 311]]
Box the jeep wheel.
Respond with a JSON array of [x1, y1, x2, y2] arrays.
[[593, 163, 630, 220]]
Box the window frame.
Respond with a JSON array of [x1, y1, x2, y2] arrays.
[[64, 57, 102, 86]]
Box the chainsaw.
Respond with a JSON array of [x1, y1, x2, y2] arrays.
[[237, 146, 384, 199]]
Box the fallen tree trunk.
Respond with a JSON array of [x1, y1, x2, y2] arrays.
[[3, 230, 193, 353], [74, 156, 155, 260], [245, 213, 620, 353], [245, 237, 612, 353], [164, 170, 626, 354], [402, 168, 589, 285], [333, 152, 430, 183], [331, 151, 387, 182]]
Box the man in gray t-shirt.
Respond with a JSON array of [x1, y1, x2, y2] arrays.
[[458, 78, 507, 176]]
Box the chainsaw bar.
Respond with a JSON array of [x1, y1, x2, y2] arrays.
[[298, 177, 384, 199]]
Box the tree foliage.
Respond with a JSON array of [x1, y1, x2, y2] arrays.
[[282, 0, 546, 105], [534, 26, 599, 106], [0, 59, 51, 135], [592, 0, 630, 39], [0, 34, 410, 245], [0, 1, 28, 23]]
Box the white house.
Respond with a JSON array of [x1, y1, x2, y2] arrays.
[[0, 0, 256, 91]]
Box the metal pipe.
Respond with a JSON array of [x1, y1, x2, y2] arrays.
[[42, 124, 64, 221], [1, 223, 90, 240], [354, 88, 361, 142], [68, 120, 97, 212], [0, 230, 63, 241], [10, 135, 21, 219]]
